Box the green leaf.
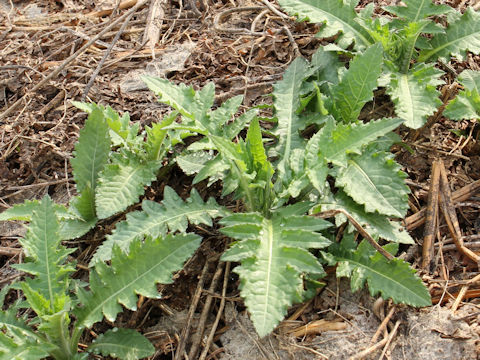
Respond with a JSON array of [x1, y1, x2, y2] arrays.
[[0, 200, 68, 222], [70, 108, 111, 193], [59, 217, 97, 240], [337, 147, 410, 218], [0, 310, 42, 343], [418, 8, 480, 63], [314, 117, 403, 167], [384, 0, 451, 23], [0, 333, 53, 360], [89, 328, 154, 360], [12, 196, 75, 310], [95, 153, 161, 219], [314, 191, 413, 244], [209, 95, 243, 130], [330, 43, 383, 123], [220, 212, 330, 337], [75, 233, 202, 328], [142, 77, 215, 128], [444, 70, 480, 120], [277, 0, 372, 50], [383, 63, 443, 128], [144, 111, 176, 161], [270, 56, 310, 168], [328, 239, 431, 306], [142, 76, 197, 119], [91, 186, 227, 264]]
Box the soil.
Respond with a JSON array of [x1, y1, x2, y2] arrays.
[[1, 1, 480, 359]]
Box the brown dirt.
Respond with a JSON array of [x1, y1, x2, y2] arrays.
[[1, 1, 480, 359]]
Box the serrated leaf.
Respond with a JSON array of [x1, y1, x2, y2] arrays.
[[0, 331, 53, 360], [91, 186, 227, 264], [59, 217, 97, 240], [270, 56, 310, 169], [329, 239, 431, 306], [418, 8, 480, 63], [314, 190, 413, 244], [220, 212, 330, 337], [384, 63, 443, 128], [95, 153, 161, 219], [313, 117, 403, 167], [277, 0, 372, 50], [0, 200, 68, 222], [331, 43, 383, 123], [144, 111, 176, 161], [142, 76, 197, 119], [337, 147, 409, 218], [209, 95, 243, 130], [384, 0, 451, 23], [71, 108, 111, 193], [177, 151, 215, 175], [12, 196, 75, 309], [444, 70, 480, 120], [75, 233, 202, 328], [0, 310, 42, 343], [89, 328, 154, 360]]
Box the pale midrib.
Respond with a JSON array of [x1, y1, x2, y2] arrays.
[[304, 4, 370, 47], [348, 160, 397, 216], [261, 220, 274, 331], [339, 256, 426, 303], [79, 240, 193, 326]]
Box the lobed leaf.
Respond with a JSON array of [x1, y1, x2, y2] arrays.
[[313, 117, 403, 167], [418, 8, 480, 63], [89, 328, 154, 360], [270, 56, 310, 168], [75, 234, 202, 328], [220, 212, 331, 336], [95, 152, 161, 219], [383, 63, 443, 128], [444, 70, 480, 120], [384, 0, 451, 23], [91, 186, 228, 264], [277, 0, 372, 50], [330, 43, 383, 123], [12, 196, 75, 309], [337, 147, 410, 218], [327, 239, 431, 306], [314, 191, 414, 244], [70, 108, 111, 194]]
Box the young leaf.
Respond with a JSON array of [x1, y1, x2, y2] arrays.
[[383, 63, 443, 128], [141, 76, 197, 120], [327, 239, 431, 307], [12, 196, 76, 309], [95, 152, 161, 219], [220, 212, 331, 337], [330, 43, 383, 123], [0, 331, 53, 360], [336, 146, 410, 218], [0, 200, 68, 222], [277, 0, 372, 50], [88, 328, 154, 360], [384, 0, 451, 23], [91, 186, 228, 264], [444, 70, 480, 120], [144, 111, 176, 161], [59, 217, 98, 241], [75, 233, 202, 328], [270, 56, 310, 166], [315, 117, 404, 167], [70, 108, 111, 193], [315, 190, 414, 244], [418, 8, 480, 63]]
